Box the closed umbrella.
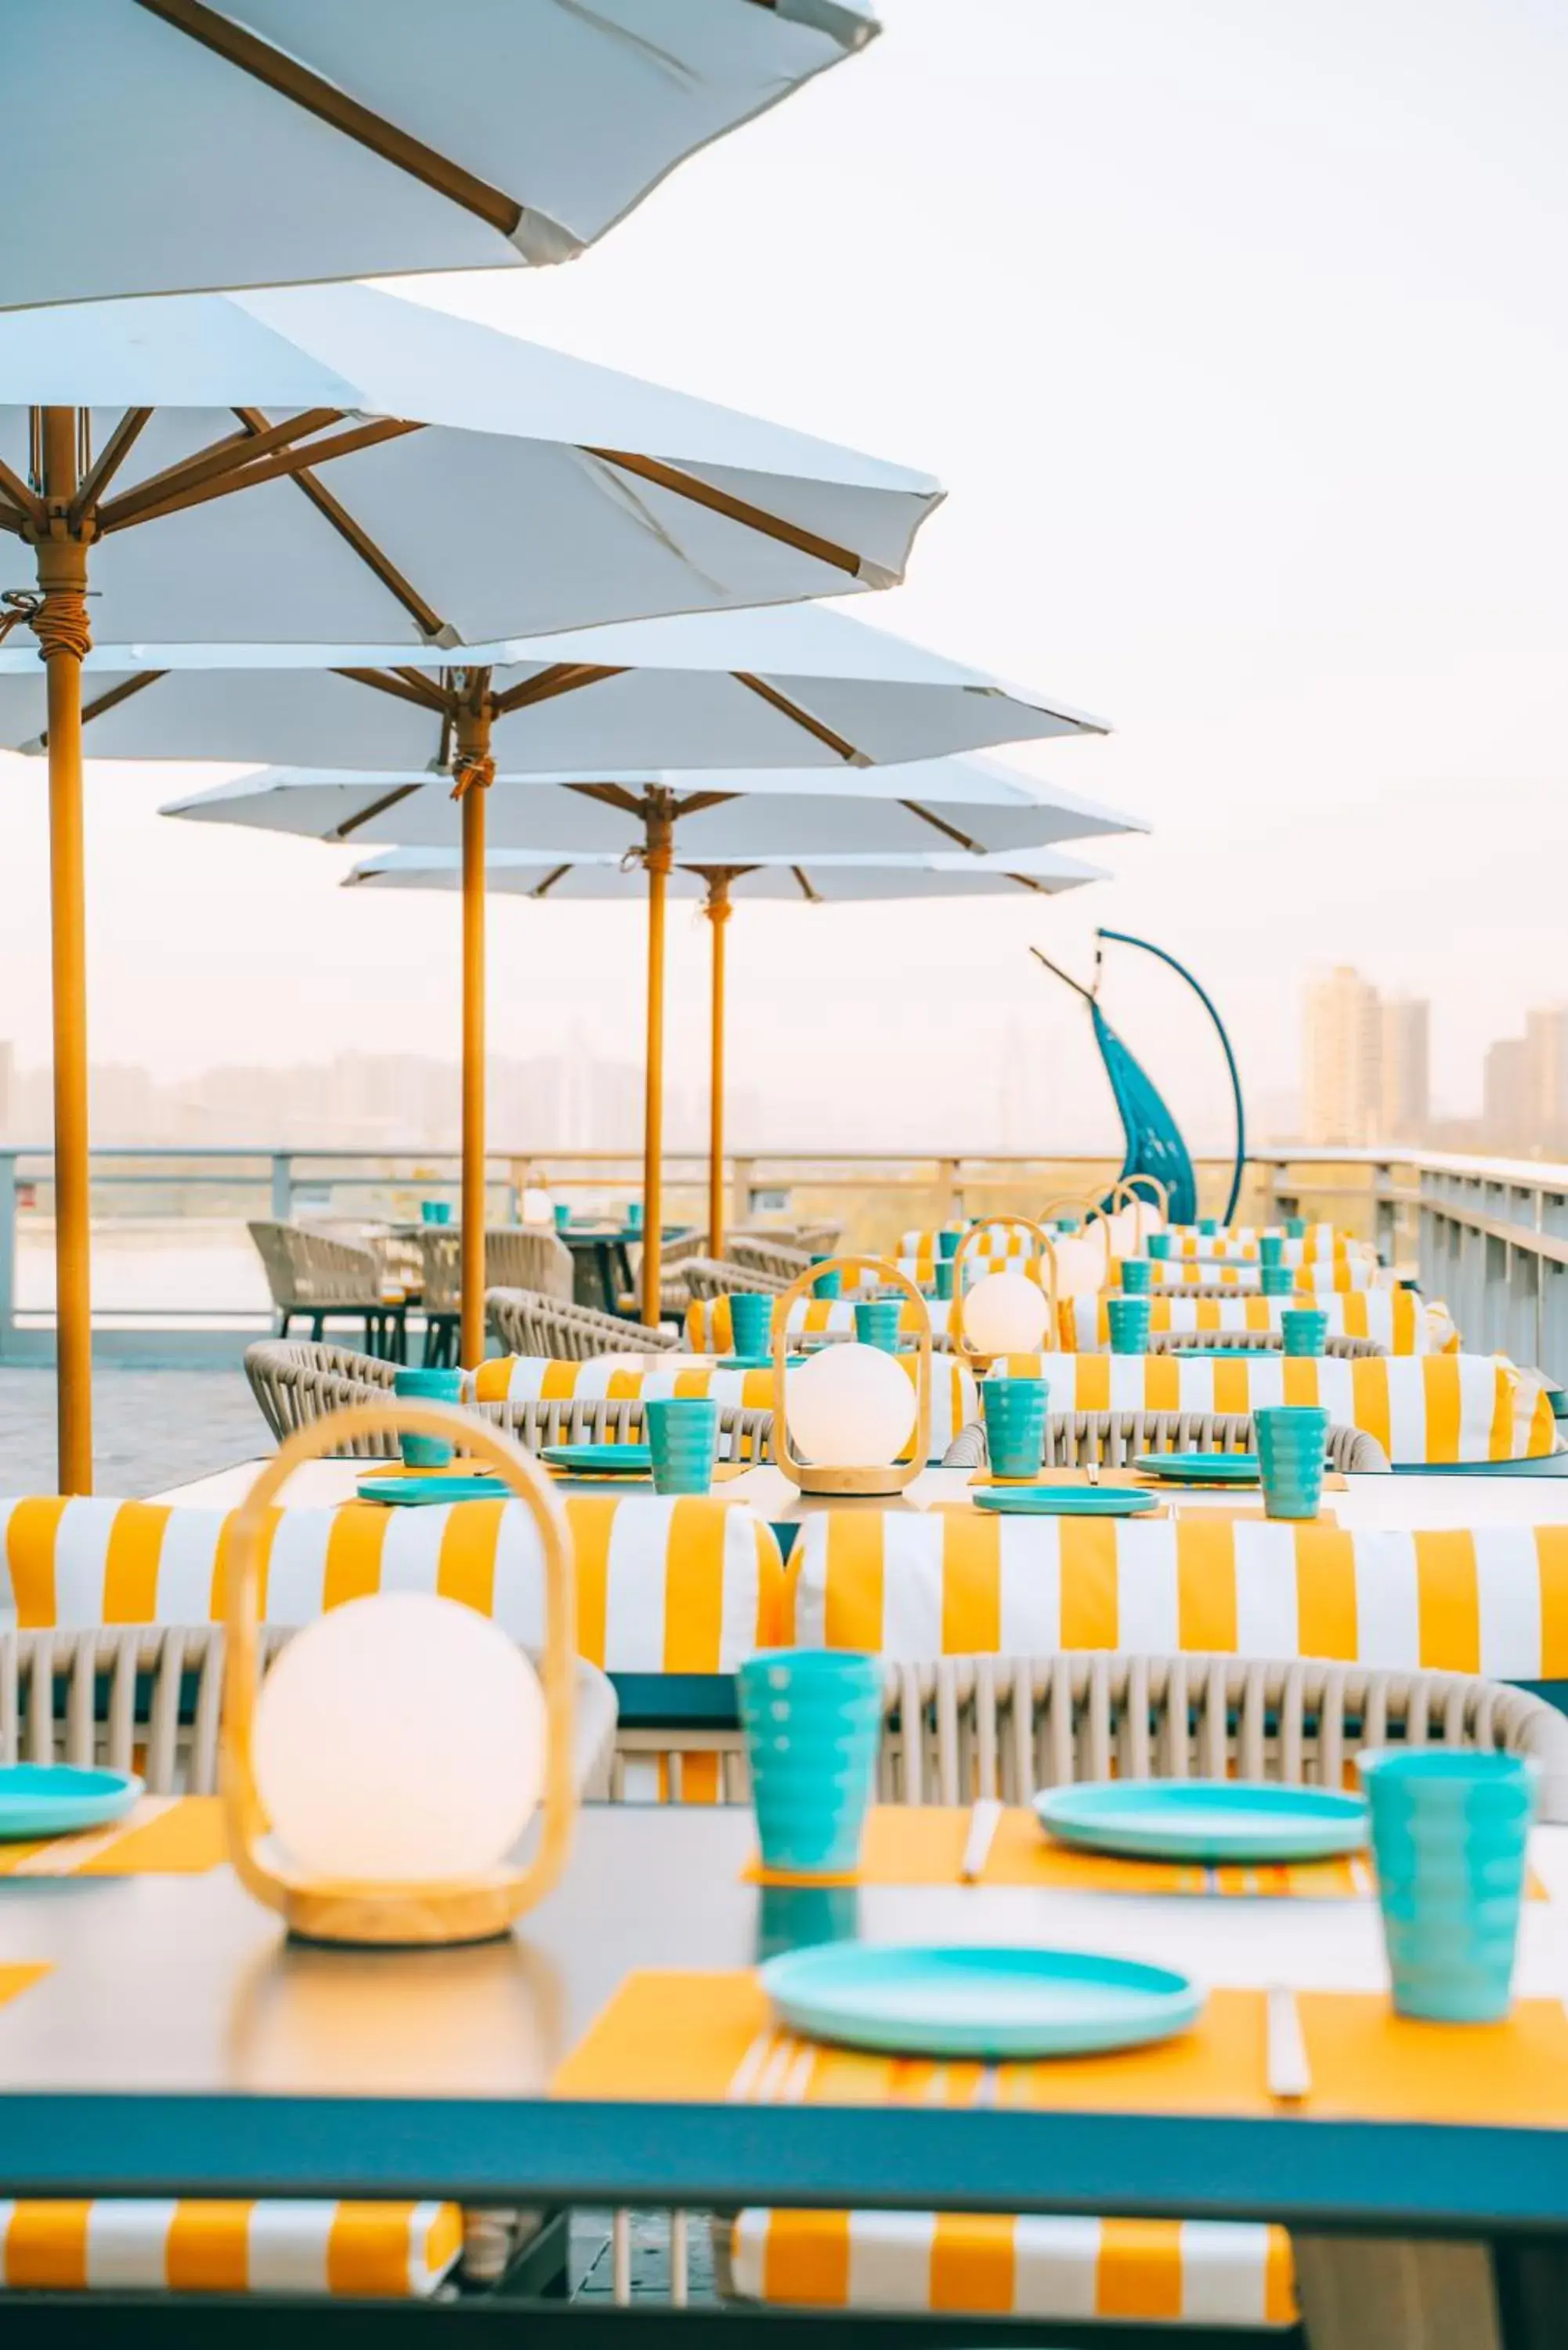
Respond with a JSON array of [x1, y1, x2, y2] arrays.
[[6, 0, 878, 306], [165, 756, 1142, 1314], [344, 843, 1115, 1271], [0, 284, 940, 1484]]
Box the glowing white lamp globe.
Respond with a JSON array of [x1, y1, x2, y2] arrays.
[[965, 1269, 1050, 1355], [520, 1187, 555, 1226], [254, 1593, 546, 1884], [786, 1342, 916, 1467]]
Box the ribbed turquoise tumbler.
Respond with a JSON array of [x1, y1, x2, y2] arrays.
[[854, 1298, 901, 1352], [1255, 1403, 1329, 1520], [1281, 1307, 1328, 1358], [1259, 1234, 1285, 1269], [394, 1365, 463, 1466], [727, 1290, 773, 1357], [645, 1396, 718, 1495], [1118, 1258, 1153, 1295], [1261, 1264, 1295, 1298], [738, 1650, 882, 1877], [981, 1374, 1049, 1477], [1360, 1749, 1537, 2021], [1107, 1296, 1152, 1355]]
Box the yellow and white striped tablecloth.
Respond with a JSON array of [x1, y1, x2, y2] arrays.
[[1057, 1291, 1458, 1355]]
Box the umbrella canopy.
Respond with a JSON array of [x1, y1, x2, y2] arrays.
[[167, 761, 1139, 1303], [6, 0, 878, 306], [0, 284, 938, 1490], [343, 842, 1112, 1266], [161, 754, 1142, 856], [0, 602, 1107, 768], [341, 844, 1112, 901]]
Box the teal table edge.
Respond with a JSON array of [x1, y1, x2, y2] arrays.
[[1, 2092, 1566, 2238]]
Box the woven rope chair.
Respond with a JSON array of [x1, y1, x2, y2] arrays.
[[615, 1227, 710, 1319], [420, 1228, 574, 1367], [485, 1287, 680, 1360], [685, 1256, 785, 1301], [246, 1220, 406, 1357], [245, 1342, 769, 1462], [943, 1408, 1389, 1473], [728, 1235, 813, 1282], [1152, 1328, 1389, 1360]]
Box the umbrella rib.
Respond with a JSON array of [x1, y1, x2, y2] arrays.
[[0, 457, 44, 533], [31, 668, 169, 749], [490, 663, 627, 718], [95, 408, 345, 531], [671, 790, 739, 819], [134, 0, 525, 238], [96, 418, 422, 535], [234, 411, 453, 642], [331, 782, 425, 841], [732, 671, 863, 761], [583, 448, 865, 577], [68, 409, 154, 523], [565, 780, 649, 817], [900, 800, 984, 852], [790, 866, 822, 903], [529, 865, 574, 900], [333, 665, 450, 714]]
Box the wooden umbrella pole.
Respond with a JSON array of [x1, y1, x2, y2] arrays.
[[704, 874, 732, 1259], [454, 694, 494, 1369], [36, 410, 95, 1494], [641, 799, 674, 1325]]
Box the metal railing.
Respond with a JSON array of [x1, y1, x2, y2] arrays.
[[0, 1141, 1563, 1376]]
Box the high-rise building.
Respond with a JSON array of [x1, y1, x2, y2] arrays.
[[1524, 1007, 1568, 1154], [1302, 967, 1382, 1146], [1483, 1037, 1531, 1152], [1380, 996, 1431, 1141]]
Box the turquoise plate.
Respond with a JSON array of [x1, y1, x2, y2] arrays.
[[1133, 1452, 1261, 1484], [356, 1472, 504, 1506], [540, 1443, 653, 1476], [714, 1356, 804, 1372], [760, 1943, 1202, 2060], [974, 1488, 1159, 1517], [1035, 1779, 1368, 1865], [0, 1764, 143, 1841]]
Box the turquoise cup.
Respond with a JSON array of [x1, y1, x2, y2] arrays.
[[626, 1200, 644, 1232], [1285, 1217, 1307, 1240], [645, 1396, 719, 1496], [728, 1291, 774, 1358], [1259, 1234, 1285, 1268], [738, 1649, 883, 1878], [1198, 1217, 1219, 1237], [394, 1365, 464, 1466], [934, 1258, 956, 1301], [552, 1202, 573, 1232], [811, 1255, 843, 1300], [1118, 1257, 1153, 1296], [420, 1199, 452, 1226], [1255, 1403, 1329, 1520], [1260, 1264, 1295, 1297], [1147, 1232, 1172, 1259], [936, 1229, 961, 1261], [1360, 1749, 1537, 2022], [980, 1374, 1049, 1477], [1281, 1307, 1328, 1358], [1107, 1295, 1152, 1355], [1053, 1214, 1081, 1234], [854, 1298, 901, 1352]]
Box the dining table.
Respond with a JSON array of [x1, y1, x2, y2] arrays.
[[0, 1801, 1563, 2346]]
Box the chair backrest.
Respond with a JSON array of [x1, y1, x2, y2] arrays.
[[1, 1625, 619, 1800], [686, 1256, 784, 1300], [247, 1220, 380, 1308], [870, 1652, 1568, 1821], [484, 1286, 680, 1359], [1153, 1329, 1389, 1360], [420, 1227, 462, 1312], [244, 1339, 399, 1455], [485, 1227, 574, 1300], [941, 1407, 1388, 1473], [728, 1236, 812, 1282]]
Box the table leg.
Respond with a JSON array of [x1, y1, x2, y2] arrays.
[[1293, 2236, 1503, 2349]]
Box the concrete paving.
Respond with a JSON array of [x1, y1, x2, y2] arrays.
[[0, 1368, 266, 1497]]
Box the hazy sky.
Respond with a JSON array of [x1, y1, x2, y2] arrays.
[[2, 0, 1565, 1149]]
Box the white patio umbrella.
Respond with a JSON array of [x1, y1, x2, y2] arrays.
[[165, 757, 1143, 1311], [0, 602, 1108, 769], [0, 284, 940, 1484], [7, 0, 878, 306], [345, 843, 1113, 1271]]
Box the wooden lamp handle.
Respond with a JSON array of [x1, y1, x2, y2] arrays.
[[222, 1401, 577, 1929], [771, 1255, 932, 1490], [951, 1217, 1060, 1366]]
